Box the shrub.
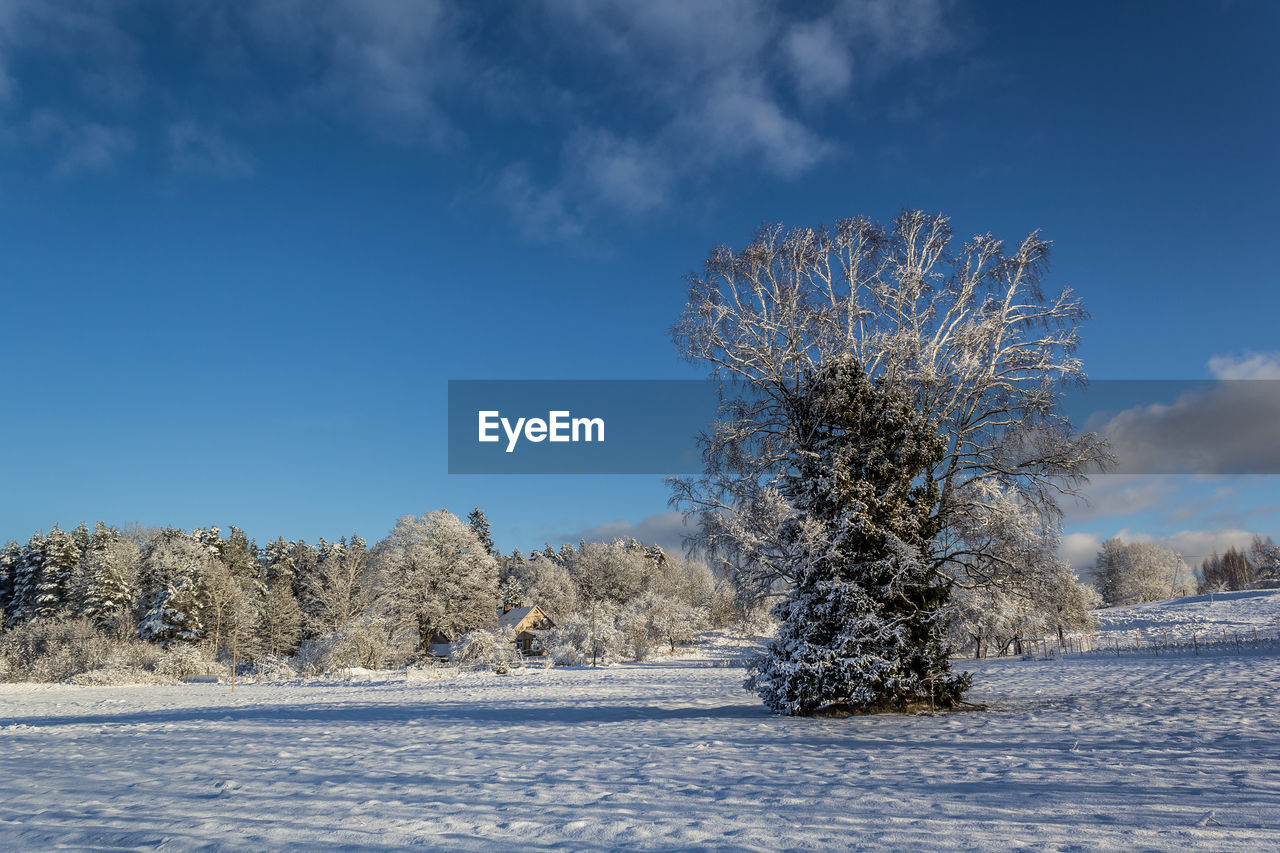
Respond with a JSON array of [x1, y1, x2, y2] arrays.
[[252, 655, 299, 682], [0, 619, 115, 682], [451, 627, 518, 672], [155, 643, 216, 680], [547, 608, 626, 666], [294, 618, 394, 675]]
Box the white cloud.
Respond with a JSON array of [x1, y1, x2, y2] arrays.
[[1059, 531, 1103, 575], [167, 121, 254, 179], [25, 109, 134, 175], [697, 74, 833, 177], [513, 0, 959, 237], [566, 128, 671, 216], [1090, 381, 1280, 475], [784, 21, 853, 103], [1061, 474, 1180, 523], [492, 163, 584, 244], [552, 511, 695, 558], [241, 0, 466, 148], [1208, 351, 1280, 380], [1058, 526, 1261, 577]]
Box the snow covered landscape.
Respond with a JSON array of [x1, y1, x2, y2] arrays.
[[1091, 588, 1280, 645], [3, 600, 1278, 852], [2, 3, 1277, 850]]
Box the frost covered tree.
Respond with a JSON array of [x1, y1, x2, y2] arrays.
[[648, 555, 715, 611], [1249, 535, 1280, 583], [671, 211, 1110, 602], [945, 481, 1096, 653], [512, 554, 580, 622], [303, 535, 370, 637], [647, 594, 707, 653], [746, 356, 970, 715], [257, 575, 304, 658], [565, 540, 654, 605], [138, 532, 218, 646], [78, 530, 140, 637], [1096, 539, 1196, 605], [33, 525, 80, 619], [371, 510, 498, 655], [466, 507, 496, 558]]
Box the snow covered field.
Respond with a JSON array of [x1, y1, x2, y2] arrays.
[[2, 634, 1277, 852], [1091, 588, 1280, 644]]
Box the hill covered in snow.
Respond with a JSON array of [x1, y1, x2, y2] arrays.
[[1090, 588, 1280, 644]]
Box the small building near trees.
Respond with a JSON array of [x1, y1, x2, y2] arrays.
[[498, 604, 554, 655]]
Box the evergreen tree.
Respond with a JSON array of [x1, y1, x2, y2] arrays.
[[34, 525, 78, 619], [138, 532, 216, 645], [747, 355, 970, 715], [0, 540, 19, 623], [8, 532, 48, 625], [80, 527, 141, 636], [467, 507, 496, 557], [140, 576, 207, 646]]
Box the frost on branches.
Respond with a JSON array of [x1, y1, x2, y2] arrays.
[[746, 357, 969, 715]]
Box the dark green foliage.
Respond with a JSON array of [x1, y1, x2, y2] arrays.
[[748, 355, 970, 715]]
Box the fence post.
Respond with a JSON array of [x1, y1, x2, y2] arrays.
[[1193, 631, 1198, 656]]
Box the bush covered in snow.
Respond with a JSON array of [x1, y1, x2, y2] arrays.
[[154, 643, 223, 681], [547, 607, 627, 666], [251, 655, 299, 682], [0, 618, 118, 683], [64, 666, 159, 686], [294, 617, 395, 675], [450, 627, 518, 672]]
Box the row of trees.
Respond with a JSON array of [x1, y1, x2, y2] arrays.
[[0, 508, 750, 680], [1093, 534, 1279, 607], [1201, 536, 1280, 592]]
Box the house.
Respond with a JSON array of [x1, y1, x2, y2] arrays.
[[498, 604, 554, 655]]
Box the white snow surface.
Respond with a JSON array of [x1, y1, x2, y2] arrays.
[[2, 633, 1278, 851], [1091, 588, 1280, 643]]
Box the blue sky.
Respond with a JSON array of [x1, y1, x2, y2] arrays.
[[1, 1, 1276, 570]]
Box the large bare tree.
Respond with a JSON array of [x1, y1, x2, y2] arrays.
[[670, 210, 1110, 598]]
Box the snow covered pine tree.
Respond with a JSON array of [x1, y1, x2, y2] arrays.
[[747, 356, 970, 715]]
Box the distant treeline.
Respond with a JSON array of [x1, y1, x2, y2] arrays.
[[0, 508, 759, 682]]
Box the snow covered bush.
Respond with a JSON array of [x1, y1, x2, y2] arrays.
[[252, 655, 299, 682], [294, 617, 394, 675], [450, 627, 518, 672], [155, 643, 217, 680], [64, 665, 158, 686], [547, 607, 626, 666], [0, 618, 115, 683]]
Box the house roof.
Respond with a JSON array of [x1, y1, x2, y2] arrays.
[[498, 604, 551, 631]]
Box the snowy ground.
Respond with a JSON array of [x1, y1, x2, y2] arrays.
[[2, 635, 1277, 851], [1090, 588, 1280, 644]]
